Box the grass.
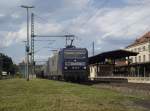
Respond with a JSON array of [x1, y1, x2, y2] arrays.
[[0, 79, 150, 111]]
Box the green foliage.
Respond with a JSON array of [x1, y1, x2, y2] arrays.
[[0, 53, 18, 75], [14, 73, 24, 78]]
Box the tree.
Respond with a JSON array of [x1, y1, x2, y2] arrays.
[[0, 53, 17, 75]]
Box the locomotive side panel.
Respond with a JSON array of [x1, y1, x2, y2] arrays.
[[43, 61, 49, 78], [50, 54, 57, 75], [49, 52, 62, 76], [57, 51, 63, 77]]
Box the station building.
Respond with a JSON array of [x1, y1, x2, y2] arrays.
[[125, 31, 150, 77], [126, 31, 150, 63], [88, 50, 138, 80], [88, 32, 150, 83]]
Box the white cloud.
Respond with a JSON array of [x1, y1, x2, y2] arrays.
[[34, 55, 49, 60], [2, 24, 26, 47], [3, 0, 150, 47], [0, 13, 5, 17], [65, 1, 150, 47], [35, 22, 63, 35], [125, 0, 150, 5], [1, 21, 63, 48], [2, 0, 150, 63], [11, 13, 20, 19], [97, 6, 150, 39], [64, 0, 90, 10]]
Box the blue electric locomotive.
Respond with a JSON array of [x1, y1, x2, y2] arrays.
[[45, 45, 88, 81]]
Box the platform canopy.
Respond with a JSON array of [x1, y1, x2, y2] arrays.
[[89, 49, 138, 64]]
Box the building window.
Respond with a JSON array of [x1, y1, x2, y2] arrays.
[[139, 56, 141, 62], [97, 67, 100, 72], [135, 57, 137, 63], [90, 67, 92, 72], [138, 47, 141, 52], [95, 67, 97, 72], [130, 57, 133, 63], [143, 46, 146, 51], [134, 48, 137, 52], [52, 59, 55, 66], [143, 55, 146, 62]]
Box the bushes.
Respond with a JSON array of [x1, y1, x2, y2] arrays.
[[14, 73, 24, 78]]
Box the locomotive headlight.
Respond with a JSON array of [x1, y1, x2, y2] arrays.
[[83, 66, 86, 69], [64, 67, 68, 69]]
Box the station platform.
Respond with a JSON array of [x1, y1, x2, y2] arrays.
[[89, 77, 150, 83]]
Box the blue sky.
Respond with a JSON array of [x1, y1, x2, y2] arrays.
[[0, 0, 150, 64]]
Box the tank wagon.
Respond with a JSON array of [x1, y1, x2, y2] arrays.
[[44, 46, 88, 81]]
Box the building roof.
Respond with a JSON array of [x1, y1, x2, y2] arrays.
[[89, 49, 138, 64], [127, 31, 150, 48]]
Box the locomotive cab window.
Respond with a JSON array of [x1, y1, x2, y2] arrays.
[[64, 50, 87, 59]]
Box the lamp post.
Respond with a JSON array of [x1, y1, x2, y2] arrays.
[[21, 5, 34, 81], [22, 40, 27, 78]]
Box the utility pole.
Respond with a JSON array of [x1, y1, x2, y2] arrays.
[[30, 13, 56, 77], [0, 58, 3, 74], [21, 5, 34, 81], [31, 13, 34, 77], [92, 41, 95, 56], [149, 40, 150, 77], [22, 41, 27, 78]]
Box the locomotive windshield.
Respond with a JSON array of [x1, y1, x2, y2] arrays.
[[64, 49, 87, 59]]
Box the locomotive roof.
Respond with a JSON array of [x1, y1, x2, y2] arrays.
[[60, 47, 87, 51]]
